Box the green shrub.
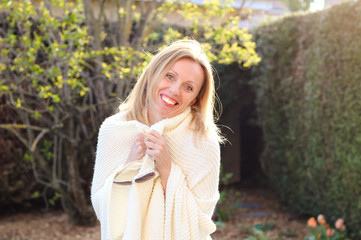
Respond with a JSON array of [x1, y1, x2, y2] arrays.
[[253, 1, 361, 237], [0, 0, 260, 224]]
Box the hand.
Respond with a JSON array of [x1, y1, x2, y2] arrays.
[[125, 133, 146, 165], [144, 130, 171, 191]]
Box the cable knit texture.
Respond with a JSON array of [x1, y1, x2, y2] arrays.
[[91, 108, 220, 240]]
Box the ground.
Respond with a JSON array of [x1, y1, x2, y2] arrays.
[[211, 186, 310, 239], [0, 186, 310, 240]]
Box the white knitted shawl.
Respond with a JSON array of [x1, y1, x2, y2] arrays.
[[91, 108, 220, 240]]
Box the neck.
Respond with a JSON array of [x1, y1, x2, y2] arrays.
[[147, 109, 161, 126]]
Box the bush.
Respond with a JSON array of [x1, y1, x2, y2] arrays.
[[0, 0, 260, 224], [253, 0, 361, 237], [0, 97, 38, 211]]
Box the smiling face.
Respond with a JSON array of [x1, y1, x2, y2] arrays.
[[147, 58, 205, 125]]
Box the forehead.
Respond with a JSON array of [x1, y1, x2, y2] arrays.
[[169, 58, 205, 86]]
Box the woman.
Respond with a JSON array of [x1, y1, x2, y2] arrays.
[[91, 39, 222, 240]]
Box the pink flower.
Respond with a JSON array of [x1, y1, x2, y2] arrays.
[[317, 214, 326, 226], [307, 217, 317, 228], [335, 218, 346, 231]]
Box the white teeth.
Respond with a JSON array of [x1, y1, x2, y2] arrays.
[[162, 95, 177, 105]]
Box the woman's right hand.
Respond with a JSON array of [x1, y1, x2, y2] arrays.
[[125, 133, 146, 164]]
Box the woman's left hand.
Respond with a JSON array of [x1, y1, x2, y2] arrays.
[[144, 130, 171, 192]]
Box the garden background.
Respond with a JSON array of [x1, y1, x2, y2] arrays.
[[0, 0, 360, 239]]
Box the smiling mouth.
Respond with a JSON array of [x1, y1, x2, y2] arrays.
[[161, 94, 178, 106]]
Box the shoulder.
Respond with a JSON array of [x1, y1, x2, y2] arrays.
[[97, 111, 133, 140], [104, 110, 127, 123], [100, 111, 127, 129], [198, 131, 220, 157], [97, 111, 144, 148], [191, 121, 221, 147], [179, 125, 220, 160]]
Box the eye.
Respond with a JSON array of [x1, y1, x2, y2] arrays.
[[166, 74, 174, 80], [185, 85, 193, 91]]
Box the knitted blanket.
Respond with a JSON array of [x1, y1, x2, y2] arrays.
[[91, 108, 220, 240]]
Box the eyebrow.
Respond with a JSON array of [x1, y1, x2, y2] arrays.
[[168, 69, 179, 77], [169, 68, 202, 88]]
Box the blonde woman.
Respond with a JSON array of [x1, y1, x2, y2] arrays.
[[91, 39, 222, 240]]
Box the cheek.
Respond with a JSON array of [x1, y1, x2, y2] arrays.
[[189, 98, 196, 106], [153, 79, 165, 93], [156, 80, 169, 92], [188, 93, 199, 106]]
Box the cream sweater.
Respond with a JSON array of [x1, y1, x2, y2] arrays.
[[91, 108, 220, 240]]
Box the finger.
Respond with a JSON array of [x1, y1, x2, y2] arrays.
[[136, 140, 146, 150], [136, 133, 145, 142], [135, 142, 142, 151], [146, 133, 166, 146], [144, 134, 157, 142], [139, 133, 145, 140], [144, 135, 158, 146], [146, 148, 159, 157], [147, 130, 163, 139], [137, 144, 144, 152], [138, 151, 146, 159], [144, 140, 158, 150]]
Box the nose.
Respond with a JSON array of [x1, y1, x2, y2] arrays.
[[169, 82, 181, 96]]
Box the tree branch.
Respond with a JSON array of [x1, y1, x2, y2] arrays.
[[31, 128, 50, 152]]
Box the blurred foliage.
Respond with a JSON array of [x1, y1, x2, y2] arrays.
[[279, 0, 314, 12], [0, 100, 39, 210], [213, 168, 242, 226], [0, 0, 259, 224], [252, 0, 361, 237], [244, 224, 278, 240]]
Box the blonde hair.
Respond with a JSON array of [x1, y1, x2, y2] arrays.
[[119, 39, 220, 138]]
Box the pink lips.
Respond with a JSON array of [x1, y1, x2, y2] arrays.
[[160, 94, 178, 107]]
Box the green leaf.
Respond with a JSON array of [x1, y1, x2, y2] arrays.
[[16, 98, 22, 108], [31, 191, 40, 199], [31, 111, 42, 120], [24, 153, 34, 163], [254, 224, 264, 231], [264, 222, 276, 231], [52, 94, 60, 103], [0, 85, 9, 93], [47, 105, 55, 112]]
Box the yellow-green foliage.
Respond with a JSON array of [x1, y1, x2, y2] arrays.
[[0, 0, 260, 222], [253, 1, 361, 237]]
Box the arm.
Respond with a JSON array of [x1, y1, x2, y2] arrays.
[[164, 137, 221, 240], [90, 116, 141, 219]]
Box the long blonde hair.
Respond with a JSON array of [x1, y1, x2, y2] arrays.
[[119, 39, 220, 138]]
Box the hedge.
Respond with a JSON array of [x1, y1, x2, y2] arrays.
[[253, 0, 361, 237]]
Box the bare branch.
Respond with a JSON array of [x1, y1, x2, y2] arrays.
[[0, 123, 45, 131], [30, 128, 50, 152], [131, 0, 160, 49], [116, 0, 136, 47], [52, 135, 58, 186], [2, 126, 30, 150]]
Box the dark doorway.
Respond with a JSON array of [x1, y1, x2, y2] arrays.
[[240, 104, 264, 181]]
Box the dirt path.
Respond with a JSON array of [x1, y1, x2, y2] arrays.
[[212, 186, 310, 239], [0, 187, 310, 240]]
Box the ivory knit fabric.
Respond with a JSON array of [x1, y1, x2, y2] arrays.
[[91, 108, 220, 240]]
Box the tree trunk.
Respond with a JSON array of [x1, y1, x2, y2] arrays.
[[63, 116, 96, 225]]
